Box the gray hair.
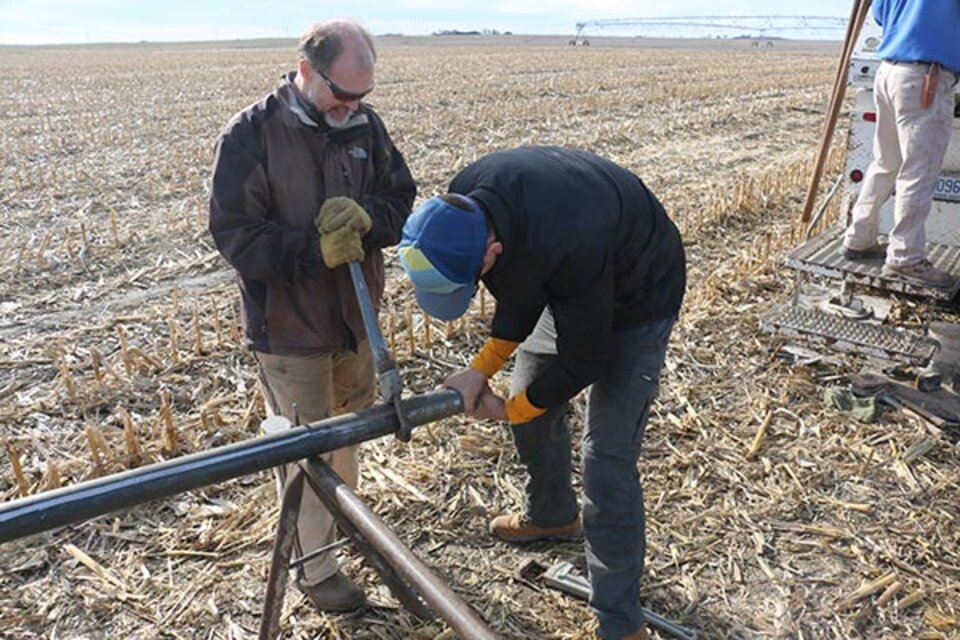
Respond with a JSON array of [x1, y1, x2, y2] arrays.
[[298, 20, 376, 73]]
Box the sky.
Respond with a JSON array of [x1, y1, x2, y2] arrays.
[[0, 0, 851, 45]]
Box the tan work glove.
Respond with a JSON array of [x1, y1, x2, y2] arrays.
[[316, 196, 372, 235], [320, 224, 365, 268]]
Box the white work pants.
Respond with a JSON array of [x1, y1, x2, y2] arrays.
[[844, 60, 956, 265]]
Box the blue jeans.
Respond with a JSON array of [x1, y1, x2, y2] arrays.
[[510, 312, 675, 640]]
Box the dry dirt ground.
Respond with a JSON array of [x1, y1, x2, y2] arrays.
[[1, 36, 959, 640]]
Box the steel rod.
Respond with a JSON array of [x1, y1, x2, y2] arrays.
[[348, 261, 395, 381], [347, 260, 414, 442], [302, 458, 498, 640], [0, 390, 462, 544], [287, 537, 350, 570]]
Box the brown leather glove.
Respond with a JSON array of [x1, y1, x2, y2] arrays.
[[320, 224, 365, 268], [316, 196, 372, 235]]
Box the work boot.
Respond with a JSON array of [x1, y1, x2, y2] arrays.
[[489, 513, 583, 543], [620, 627, 651, 640], [843, 241, 887, 260], [881, 260, 952, 288], [298, 571, 366, 613]]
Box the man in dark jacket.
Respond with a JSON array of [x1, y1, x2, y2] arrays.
[[209, 19, 415, 612], [398, 146, 685, 640]]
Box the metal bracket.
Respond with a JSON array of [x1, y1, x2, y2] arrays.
[[258, 465, 431, 640], [305, 461, 434, 621]]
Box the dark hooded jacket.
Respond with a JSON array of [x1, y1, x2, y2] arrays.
[[450, 146, 685, 409], [209, 72, 416, 354]]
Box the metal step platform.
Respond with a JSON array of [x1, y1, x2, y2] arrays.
[[760, 304, 939, 365], [787, 229, 960, 300]]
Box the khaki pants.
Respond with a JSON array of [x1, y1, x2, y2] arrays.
[[255, 341, 375, 585], [844, 60, 957, 266]]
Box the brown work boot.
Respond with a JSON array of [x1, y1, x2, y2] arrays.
[[882, 259, 952, 288], [620, 627, 651, 640], [298, 571, 366, 613], [489, 513, 583, 543]]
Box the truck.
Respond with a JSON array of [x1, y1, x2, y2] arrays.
[[762, 10, 960, 375]]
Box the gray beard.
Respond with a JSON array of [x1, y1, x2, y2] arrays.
[[324, 111, 352, 129], [302, 81, 351, 129]]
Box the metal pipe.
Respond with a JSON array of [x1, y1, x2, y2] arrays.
[[302, 458, 498, 640], [0, 390, 462, 544]]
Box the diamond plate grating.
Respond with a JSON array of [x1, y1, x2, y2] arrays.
[[786, 228, 960, 300], [761, 304, 939, 365]]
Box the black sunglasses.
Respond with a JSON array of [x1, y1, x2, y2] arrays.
[[316, 69, 373, 102]]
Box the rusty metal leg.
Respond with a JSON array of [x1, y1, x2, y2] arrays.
[[259, 468, 305, 640], [259, 460, 431, 640], [302, 458, 498, 640], [327, 499, 433, 619], [299, 459, 433, 620]]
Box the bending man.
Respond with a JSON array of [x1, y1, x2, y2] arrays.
[[398, 146, 685, 640]]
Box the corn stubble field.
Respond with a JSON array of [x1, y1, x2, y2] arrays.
[[1, 37, 959, 639]]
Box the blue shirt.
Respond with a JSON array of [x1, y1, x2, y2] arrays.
[[874, 0, 960, 73]]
